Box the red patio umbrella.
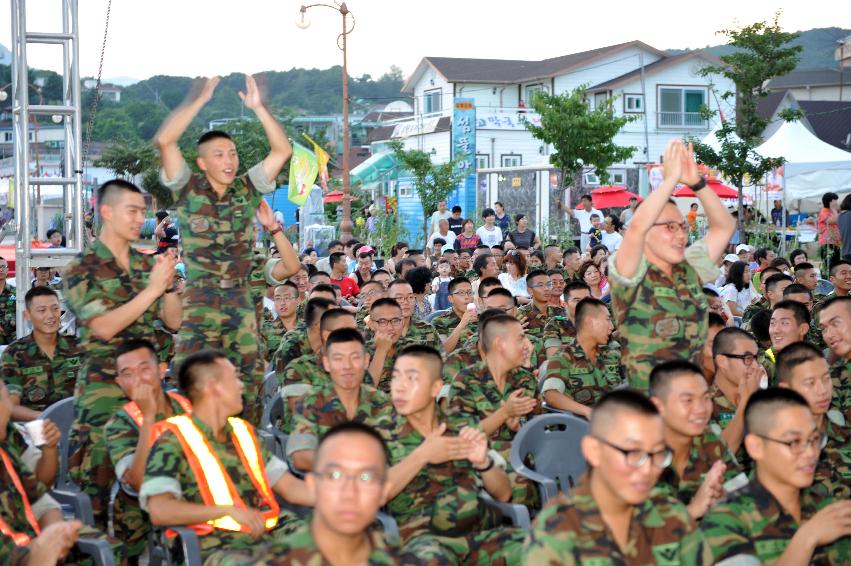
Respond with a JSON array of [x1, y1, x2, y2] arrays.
[[673, 178, 738, 198], [590, 185, 642, 208], [322, 191, 360, 203]]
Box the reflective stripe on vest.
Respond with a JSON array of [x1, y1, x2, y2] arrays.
[[123, 392, 193, 444], [153, 415, 279, 534], [0, 447, 40, 546]]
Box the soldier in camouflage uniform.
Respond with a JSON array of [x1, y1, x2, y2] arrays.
[[701, 388, 851, 565], [368, 291, 441, 393], [542, 281, 591, 356], [380, 345, 524, 565], [141, 350, 309, 563], [63, 179, 181, 528], [523, 390, 713, 565], [259, 281, 300, 362], [775, 342, 851, 500], [0, 379, 126, 564], [609, 142, 734, 390], [104, 339, 192, 561], [541, 298, 622, 418], [354, 280, 386, 331], [155, 75, 293, 425], [742, 272, 792, 331], [287, 329, 392, 473], [429, 277, 478, 352], [273, 297, 334, 389], [1, 287, 82, 420], [214, 422, 401, 566], [0, 258, 15, 346], [447, 315, 540, 508], [818, 297, 851, 422], [517, 269, 564, 342], [649, 361, 745, 520]]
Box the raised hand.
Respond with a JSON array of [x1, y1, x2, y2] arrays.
[[679, 142, 703, 186], [687, 460, 726, 519], [420, 423, 472, 465], [149, 252, 177, 295], [197, 76, 220, 105], [661, 140, 684, 189], [504, 389, 537, 418], [238, 74, 263, 111], [131, 382, 159, 421], [459, 426, 490, 469], [255, 199, 276, 231], [41, 419, 62, 449]]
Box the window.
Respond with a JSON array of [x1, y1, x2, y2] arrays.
[[3, 132, 11, 142], [610, 171, 626, 185], [476, 154, 490, 170], [624, 94, 644, 113], [423, 88, 442, 114], [397, 181, 413, 198], [501, 154, 522, 167], [658, 87, 707, 127], [525, 84, 547, 104], [594, 92, 610, 109], [584, 172, 600, 186]]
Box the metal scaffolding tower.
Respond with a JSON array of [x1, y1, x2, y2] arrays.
[[10, 0, 84, 337]]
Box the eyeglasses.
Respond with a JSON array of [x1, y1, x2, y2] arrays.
[[719, 352, 758, 366], [392, 295, 416, 303], [314, 467, 385, 490], [275, 295, 298, 303], [450, 290, 474, 297], [361, 290, 382, 298], [529, 282, 554, 289], [375, 317, 404, 328], [594, 436, 673, 469], [754, 432, 827, 455], [652, 221, 689, 234]]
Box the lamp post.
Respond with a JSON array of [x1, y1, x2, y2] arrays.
[[297, 2, 355, 243]]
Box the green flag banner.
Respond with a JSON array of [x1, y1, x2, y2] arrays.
[[288, 142, 319, 206]]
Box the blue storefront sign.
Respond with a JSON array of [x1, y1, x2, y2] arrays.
[[452, 98, 477, 218]]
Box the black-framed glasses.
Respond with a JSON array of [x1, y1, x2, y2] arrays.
[[450, 290, 474, 297], [593, 436, 672, 469], [529, 282, 554, 289], [653, 221, 688, 234], [719, 352, 758, 366], [375, 317, 404, 328], [754, 432, 827, 455]]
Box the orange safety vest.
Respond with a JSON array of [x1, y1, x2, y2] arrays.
[[152, 415, 280, 535], [0, 447, 41, 546], [123, 391, 193, 444]]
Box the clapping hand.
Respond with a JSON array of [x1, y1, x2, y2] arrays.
[[239, 74, 263, 111]]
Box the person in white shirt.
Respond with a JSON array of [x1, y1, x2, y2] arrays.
[[600, 214, 624, 252], [498, 249, 530, 304], [476, 207, 503, 247], [426, 218, 456, 251], [720, 260, 758, 317], [557, 194, 603, 253], [429, 199, 452, 235]]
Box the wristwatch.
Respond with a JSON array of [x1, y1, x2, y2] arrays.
[[474, 457, 495, 473], [688, 177, 707, 192], [268, 226, 282, 236]]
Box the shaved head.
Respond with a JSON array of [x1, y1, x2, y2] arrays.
[[396, 345, 443, 382], [589, 390, 660, 437], [480, 314, 522, 354], [744, 387, 810, 437]]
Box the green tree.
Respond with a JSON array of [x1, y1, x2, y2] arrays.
[[525, 86, 637, 201], [693, 11, 802, 227], [387, 140, 467, 244]]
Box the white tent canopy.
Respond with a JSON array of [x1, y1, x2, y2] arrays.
[[700, 128, 741, 153], [754, 119, 851, 200]]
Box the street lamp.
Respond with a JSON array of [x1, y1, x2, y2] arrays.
[[296, 2, 355, 243]]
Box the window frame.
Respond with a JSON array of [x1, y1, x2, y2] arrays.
[[657, 85, 708, 129], [500, 153, 522, 167], [423, 88, 443, 115], [624, 93, 644, 114]]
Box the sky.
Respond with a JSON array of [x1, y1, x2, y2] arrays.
[[1, 0, 849, 84]]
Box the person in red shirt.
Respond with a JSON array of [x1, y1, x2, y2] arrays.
[[818, 192, 841, 269], [329, 252, 360, 299]]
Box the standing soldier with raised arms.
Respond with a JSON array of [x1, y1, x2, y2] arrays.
[[155, 75, 294, 422]]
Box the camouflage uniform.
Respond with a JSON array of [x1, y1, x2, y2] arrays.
[[271, 328, 310, 377], [259, 316, 287, 364], [540, 338, 623, 408], [0, 285, 16, 345], [443, 339, 481, 384], [447, 361, 540, 508], [0, 534, 28, 566], [162, 160, 276, 425], [103, 393, 191, 558], [366, 320, 441, 393], [0, 424, 126, 564], [811, 411, 851, 501], [517, 303, 564, 341], [701, 479, 851, 564], [63, 238, 168, 526], [0, 334, 82, 412], [708, 383, 738, 431], [829, 358, 851, 424], [542, 315, 576, 353], [377, 412, 525, 566], [287, 382, 392, 459], [523, 474, 713, 565], [656, 429, 743, 506], [214, 523, 399, 565], [140, 414, 300, 561], [430, 310, 476, 349], [741, 297, 768, 331], [277, 352, 328, 435], [609, 238, 716, 390]]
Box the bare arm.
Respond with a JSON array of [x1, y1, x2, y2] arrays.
[[543, 390, 592, 419], [160, 291, 183, 332], [720, 405, 747, 454], [154, 220, 168, 239], [479, 405, 510, 436], [291, 450, 315, 473], [154, 77, 220, 180], [240, 75, 292, 183], [480, 465, 512, 502], [686, 146, 736, 263], [124, 422, 155, 492], [148, 493, 248, 527], [255, 200, 299, 281], [273, 472, 314, 507], [10, 398, 40, 421], [614, 140, 683, 280]]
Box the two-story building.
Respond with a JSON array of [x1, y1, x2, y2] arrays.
[[368, 40, 736, 243]]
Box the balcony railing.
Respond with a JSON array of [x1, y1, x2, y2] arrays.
[[659, 111, 707, 128]]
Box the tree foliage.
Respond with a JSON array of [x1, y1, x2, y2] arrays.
[[693, 11, 802, 225], [387, 140, 467, 243], [525, 86, 637, 190]]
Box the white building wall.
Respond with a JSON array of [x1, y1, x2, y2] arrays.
[[411, 69, 453, 116], [553, 47, 663, 95], [455, 83, 520, 109]]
